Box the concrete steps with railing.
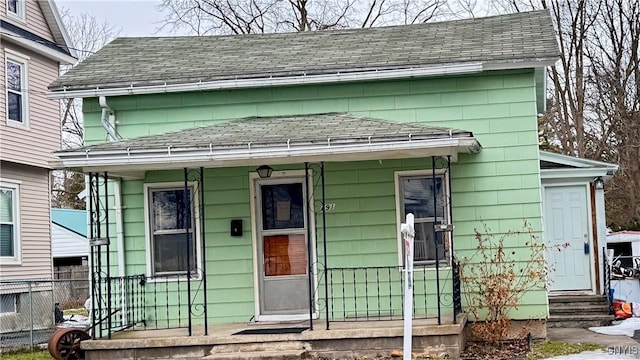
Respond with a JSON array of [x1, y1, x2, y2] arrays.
[[548, 294, 613, 328]]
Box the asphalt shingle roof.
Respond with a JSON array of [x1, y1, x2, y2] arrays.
[[49, 10, 558, 91], [60, 113, 475, 153]]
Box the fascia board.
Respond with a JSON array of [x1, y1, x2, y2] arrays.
[[540, 168, 615, 180], [540, 150, 619, 170], [56, 138, 480, 169], [47, 58, 563, 100], [47, 63, 486, 99], [46, 0, 76, 57], [1, 30, 76, 64]]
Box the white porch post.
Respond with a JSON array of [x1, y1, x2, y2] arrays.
[[401, 213, 415, 360]]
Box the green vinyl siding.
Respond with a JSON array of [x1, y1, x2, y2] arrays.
[[83, 69, 546, 323]]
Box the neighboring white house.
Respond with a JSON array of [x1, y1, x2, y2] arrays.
[[607, 231, 640, 262], [51, 208, 88, 269], [608, 231, 640, 303]]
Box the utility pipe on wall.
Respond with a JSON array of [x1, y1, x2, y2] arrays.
[[99, 96, 127, 324]]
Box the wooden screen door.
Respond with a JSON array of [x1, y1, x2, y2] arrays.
[[256, 178, 310, 316]]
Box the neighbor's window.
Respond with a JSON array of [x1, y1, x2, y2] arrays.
[[608, 242, 633, 269], [397, 173, 450, 266], [0, 294, 17, 314], [0, 183, 20, 262], [6, 0, 25, 21], [6, 55, 28, 125], [148, 186, 198, 276]]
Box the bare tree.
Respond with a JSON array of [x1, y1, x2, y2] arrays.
[[585, 0, 640, 230], [483, 0, 640, 230], [156, 0, 449, 35], [51, 10, 119, 209]]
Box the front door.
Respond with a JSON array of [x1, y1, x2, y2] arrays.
[[545, 185, 592, 291], [255, 178, 310, 317]]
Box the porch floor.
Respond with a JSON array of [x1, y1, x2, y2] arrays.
[[82, 316, 466, 359]]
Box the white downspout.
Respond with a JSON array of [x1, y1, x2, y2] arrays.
[[99, 96, 127, 325], [99, 96, 119, 142]]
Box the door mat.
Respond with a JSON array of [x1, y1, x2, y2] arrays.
[[233, 327, 308, 335]]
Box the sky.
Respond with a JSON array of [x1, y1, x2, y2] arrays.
[[56, 0, 170, 37]]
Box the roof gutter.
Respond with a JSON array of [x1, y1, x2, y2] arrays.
[[47, 62, 485, 99], [56, 137, 481, 170]]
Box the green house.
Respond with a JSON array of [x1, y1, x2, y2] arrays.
[[47, 10, 608, 353]]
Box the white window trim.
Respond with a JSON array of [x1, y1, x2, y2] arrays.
[[394, 169, 451, 269], [5, 50, 29, 128], [0, 180, 21, 265], [143, 181, 202, 280], [6, 0, 26, 22]]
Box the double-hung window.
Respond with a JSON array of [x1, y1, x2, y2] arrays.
[[6, 53, 29, 126], [0, 182, 20, 263], [6, 0, 25, 21], [397, 171, 450, 266], [146, 185, 198, 276]]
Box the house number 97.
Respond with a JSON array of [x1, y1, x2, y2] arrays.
[[322, 203, 336, 212]]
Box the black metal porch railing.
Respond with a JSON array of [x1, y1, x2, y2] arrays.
[[98, 273, 209, 337], [99, 265, 458, 335], [603, 247, 612, 315], [96, 275, 146, 334], [325, 265, 449, 325]]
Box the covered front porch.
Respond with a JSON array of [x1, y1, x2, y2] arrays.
[[54, 113, 480, 357], [80, 317, 467, 359]]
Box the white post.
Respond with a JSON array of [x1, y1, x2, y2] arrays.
[[401, 213, 415, 360]]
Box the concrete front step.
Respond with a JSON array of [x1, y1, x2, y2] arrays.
[[203, 349, 306, 360], [548, 295, 612, 328], [549, 304, 611, 314], [205, 341, 309, 360], [548, 295, 608, 305], [547, 314, 613, 328]]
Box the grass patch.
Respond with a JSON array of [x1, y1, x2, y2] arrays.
[[0, 350, 51, 360], [526, 341, 603, 360], [63, 308, 88, 317]]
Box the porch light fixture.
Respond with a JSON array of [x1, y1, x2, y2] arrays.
[[256, 165, 273, 178], [594, 176, 604, 190]]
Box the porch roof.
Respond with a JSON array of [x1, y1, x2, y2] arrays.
[[53, 113, 481, 176], [539, 150, 618, 181]]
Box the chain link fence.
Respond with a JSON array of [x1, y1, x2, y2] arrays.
[[0, 278, 90, 352]]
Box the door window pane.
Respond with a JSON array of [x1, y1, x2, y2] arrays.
[[261, 183, 304, 230], [263, 234, 307, 276]]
